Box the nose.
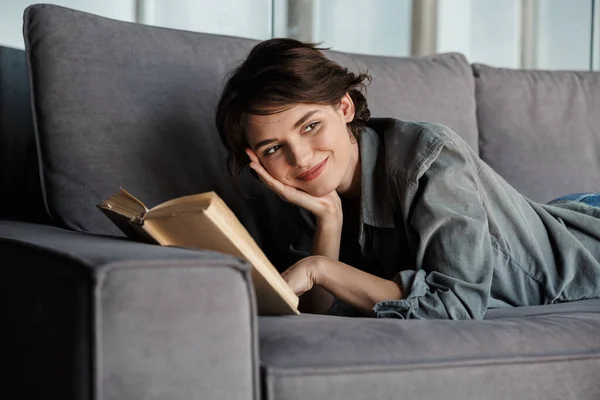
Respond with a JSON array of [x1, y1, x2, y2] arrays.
[[287, 140, 313, 168]]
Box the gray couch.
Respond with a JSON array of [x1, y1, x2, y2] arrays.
[[2, 4, 599, 400]]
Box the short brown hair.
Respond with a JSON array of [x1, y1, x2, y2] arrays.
[[215, 38, 372, 178]]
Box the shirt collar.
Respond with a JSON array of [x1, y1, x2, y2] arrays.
[[359, 124, 396, 229]]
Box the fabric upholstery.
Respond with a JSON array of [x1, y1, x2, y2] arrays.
[[23, 4, 276, 238], [23, 4, 478, 239], [260, 301, 600, 400], [1, 220, 258, 400], [474, 63, 600, 202], [328, 51, 479, 150]]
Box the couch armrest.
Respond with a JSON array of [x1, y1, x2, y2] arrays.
[[1, 220, 258, 400]]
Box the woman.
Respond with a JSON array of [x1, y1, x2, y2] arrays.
[[215, 38, 600, 319]]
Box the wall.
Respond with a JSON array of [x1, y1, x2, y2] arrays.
[[0, 0, 271, 50], [437, 0, 598, 70], [313, 0, 412, 57], [1, 0, 598, 69], [536, 0, 595, 70], [145, 0, 272, 40], [0, 0, 135, 49]]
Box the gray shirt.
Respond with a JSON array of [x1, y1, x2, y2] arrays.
[[287, 118, 600, 320]]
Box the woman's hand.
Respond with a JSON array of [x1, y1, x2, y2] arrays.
[[281, 256, 325, 296], [245, 148, 342, 225], [247, 148, 343, 313], [285, 256, 405, 316]]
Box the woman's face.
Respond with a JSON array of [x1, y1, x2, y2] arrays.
[[245, 94, 359, 197]]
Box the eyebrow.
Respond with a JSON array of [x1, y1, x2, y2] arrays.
[[253, 110, 320, 151]]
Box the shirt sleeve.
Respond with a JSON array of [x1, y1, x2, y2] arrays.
[[373, 130, 496, 320]]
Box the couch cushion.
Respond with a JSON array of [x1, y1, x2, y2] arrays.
[[24, 4, 277, 239], [474, 64, 600, 203], [23, 4, 478, 237], [259, 300, 600, 400], [328, 51, 478, 150]]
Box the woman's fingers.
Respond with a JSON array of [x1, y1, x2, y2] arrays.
[[245, 148, 260, 163], [245, 149, 304, 201], [251, 162, 287, 194], [244, 148, 338, 218], [246, 150, 281, 190], [280, 257, 321, 296], [245, 148, 273, 182]]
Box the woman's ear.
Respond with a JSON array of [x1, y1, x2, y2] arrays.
[[339, 92, 355, 123]]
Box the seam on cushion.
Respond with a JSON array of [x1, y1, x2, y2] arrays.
[[99, 257, 249, 273], [486, 310, 600, 319], [471, 63, 482, 157], [0, 235, 249, 274], [261, 351, 600, 377], [263, 365, 276, 400], [22, 5, 53, 221], [94, 265, 103, 400], [0, 235, 96, 269]]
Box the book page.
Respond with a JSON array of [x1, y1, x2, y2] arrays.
[[119, 187, 149, 212], [98, 188, 148, 219], [148, 192, 215, 215]]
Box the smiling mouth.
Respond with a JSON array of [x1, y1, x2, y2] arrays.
[[296, 157, 328, 182]]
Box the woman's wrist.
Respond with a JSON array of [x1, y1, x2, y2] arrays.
[[314, 197, 343, 227], [312, 256, 333, 287], [311, 217, 342, 260], [311, 258, 404, 315], [315, 212, 343, 232]]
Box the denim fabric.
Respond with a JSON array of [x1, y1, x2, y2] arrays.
[[548, 193, 600, 208], [287, 118, 600, 319]]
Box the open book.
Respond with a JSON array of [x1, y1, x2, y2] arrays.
[[97, 188, 299, 316]]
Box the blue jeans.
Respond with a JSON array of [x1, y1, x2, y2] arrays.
[[548, 192, 600, 208]]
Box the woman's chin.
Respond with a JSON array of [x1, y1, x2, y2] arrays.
[[300, 182, 338, 198]]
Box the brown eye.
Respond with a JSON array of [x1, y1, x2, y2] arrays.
[[264, 144, 282, 157], [304, 122, 319, 133]]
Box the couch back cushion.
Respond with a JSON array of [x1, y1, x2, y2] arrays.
[[24, 4, 477, 238], [328, 51, 478, 149], [474, 64, 600, 202]]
